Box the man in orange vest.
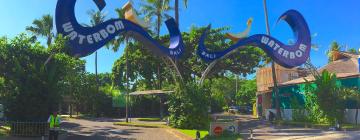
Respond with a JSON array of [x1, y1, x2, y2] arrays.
[[47, 111, 61, 140]]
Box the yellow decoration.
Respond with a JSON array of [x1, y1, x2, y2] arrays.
[[225, 18, 253, 42], [122, 1, 148, 28]]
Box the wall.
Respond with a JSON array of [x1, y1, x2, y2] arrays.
[[266, 109, 360, 124], [274, 77, 360, 109]]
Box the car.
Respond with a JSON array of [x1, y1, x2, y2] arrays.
[[238, 106, 252, 114], [228, 106, 239, 114]]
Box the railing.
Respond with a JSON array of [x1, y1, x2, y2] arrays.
[[7, 121, 49, 136]]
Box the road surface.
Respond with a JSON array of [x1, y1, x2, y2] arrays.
[[237, 114, 360, 140], [0, 118, 182, 140]]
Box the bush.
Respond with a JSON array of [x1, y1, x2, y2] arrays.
[[167, 82, 210, 129]]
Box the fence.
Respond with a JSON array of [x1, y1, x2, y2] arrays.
[[6, 121, 49, 136], [265, 109, 360, 124]]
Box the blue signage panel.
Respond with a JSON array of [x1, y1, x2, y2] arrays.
[[197, 10, 311, 68], [55, 0, 184, 58]]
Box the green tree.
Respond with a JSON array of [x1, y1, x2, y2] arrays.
[[26, 14, 54, 47], [312, 70, 345, 125], [141, 0, 172, 37], [236, 79, 257, 106], [342, 88, 360, 124], [0, 34, 83, 121], [167, 82, 210, 129], [348, 48, 358, 54], [87, 9, 107, 94], [326, 41, 342, 62]]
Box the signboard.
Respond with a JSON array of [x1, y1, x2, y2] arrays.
[[55, 0, 184, 58], [198, 10, 311, 68], [209, 122, 238, 136]]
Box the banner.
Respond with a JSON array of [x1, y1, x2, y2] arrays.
[[197, 10, 311, 68], [55, 0, 184, 58]]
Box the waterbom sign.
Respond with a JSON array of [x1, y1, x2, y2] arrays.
[[198, 10, 311, 68], [56, 0, 311, 69], [56, 0, 184, 58]]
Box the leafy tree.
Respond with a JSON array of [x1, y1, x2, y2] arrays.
[[312, 70, 345, 125], [26, 14, 54, 47], [167, 82, 210, 129], [326, 41, 342, 62], [112, 26, 265, 88], [342, 88, 360, 124], [235, 79, 256, 106], [141, 0, 172, 37], [348, 48, 358, 54], [0, 34, 83, 121], [87, 9, 107, 94]]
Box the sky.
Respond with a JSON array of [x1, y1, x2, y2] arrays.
[[0, 0, 360, 76]]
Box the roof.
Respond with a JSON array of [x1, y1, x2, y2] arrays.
[[129, 90, 174, 96], [278, 73, 360, 87], [318, 58, 359, 74]]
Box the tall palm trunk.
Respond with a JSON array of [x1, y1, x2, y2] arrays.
[[156, 14, 162, 89], [175, 0, 179, 25], [95, 51, 99, 92]]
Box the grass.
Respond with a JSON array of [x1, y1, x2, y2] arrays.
[[203, 135, 243, 140], [114, 122, 168, 128], [176, 129, 208, 139], [137, 118, 162, 122], [0, 126, 9, 137], [175, 129, 243, 140]]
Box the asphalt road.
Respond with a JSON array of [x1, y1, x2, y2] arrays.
[[0, 118, 182, 140], [61, 118, 181, 140]]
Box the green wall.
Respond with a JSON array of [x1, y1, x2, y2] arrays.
[[272, 77, 360, 109]]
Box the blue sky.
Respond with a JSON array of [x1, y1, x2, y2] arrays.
[[1, 0, 360, 75]]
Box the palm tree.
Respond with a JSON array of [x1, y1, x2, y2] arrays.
[[174, 0, 188, 25], [326, 41, 342, 62], [26, 15, 55, 65], [141, 0, 172, 37], [26, 14, 54, 47], [87, 9, 107, 102], [348, 48, 358, 54]]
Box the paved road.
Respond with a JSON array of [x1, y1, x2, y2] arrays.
[[0, 118, 181, 140], [61, 118, 181, 140], [237, 115, 360, 140]]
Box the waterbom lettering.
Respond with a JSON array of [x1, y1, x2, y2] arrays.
[[197, 10, 311, 68], [56, 0, 184, 58]]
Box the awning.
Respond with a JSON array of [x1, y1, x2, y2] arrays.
[[129, 90, 174, 96]]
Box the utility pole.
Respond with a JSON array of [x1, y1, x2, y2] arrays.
[[236, 75, 238, 95], [125, 39, 129, 123], [262, 0, 281, 120]]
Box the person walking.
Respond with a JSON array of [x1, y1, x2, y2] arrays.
[[48, 111, 61, 140]]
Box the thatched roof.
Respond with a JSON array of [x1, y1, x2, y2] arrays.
[[278, 73, 360, 87]]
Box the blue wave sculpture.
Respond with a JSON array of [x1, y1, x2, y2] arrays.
[[55, 0, 184, 58], [197, 10, 311, 68]]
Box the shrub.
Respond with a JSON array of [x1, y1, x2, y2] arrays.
[[167, 82, 210, 129]]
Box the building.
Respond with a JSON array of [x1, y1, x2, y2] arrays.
[[256, 51, 360, 117]]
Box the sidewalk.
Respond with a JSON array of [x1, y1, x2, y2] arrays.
[[237, 114, 360, 140]]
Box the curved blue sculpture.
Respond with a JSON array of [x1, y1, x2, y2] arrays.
[[198, 10, 311, 68], [55, 0, 184, 58]]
